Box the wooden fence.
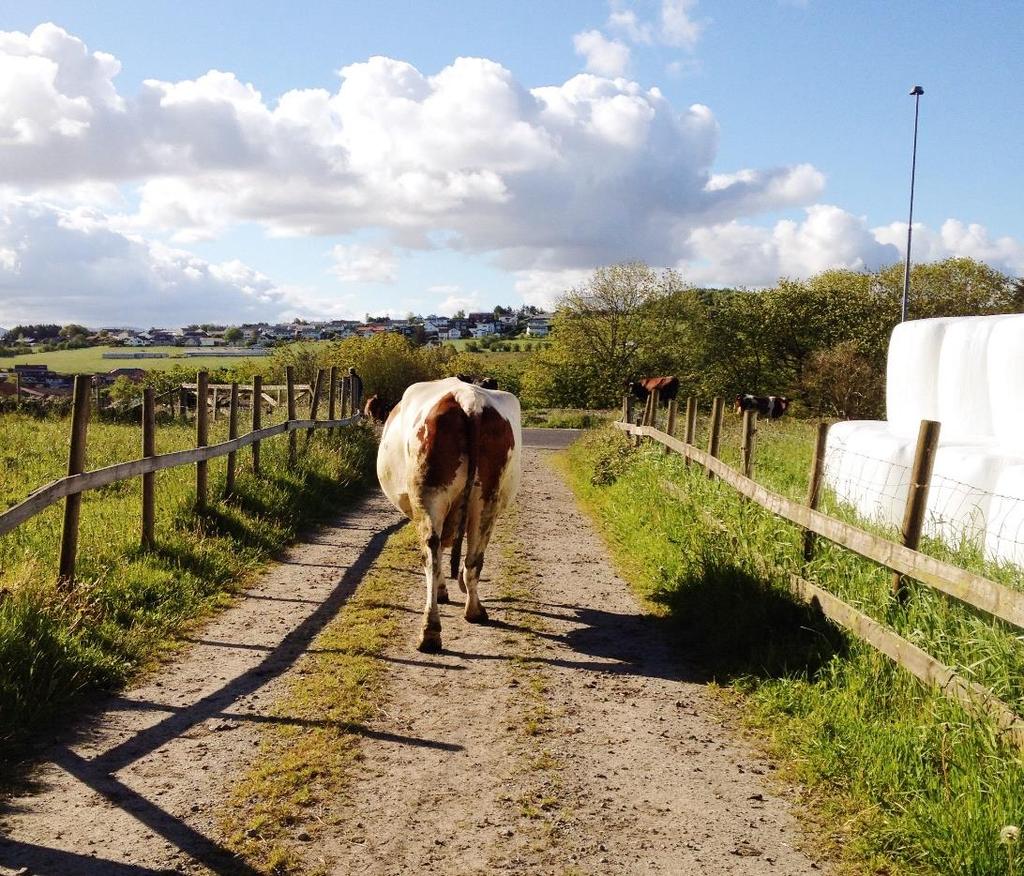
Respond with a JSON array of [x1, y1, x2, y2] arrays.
[[1, 367, 364, 589], [618, 394, 1024, 751]]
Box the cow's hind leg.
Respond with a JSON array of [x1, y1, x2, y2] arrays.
[[418, 522, 445, 653], [462, 507, 497, 624]]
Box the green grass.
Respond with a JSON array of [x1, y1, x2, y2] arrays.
[[0, 408, 377, 770], [220, 523, 416, 875], [562, 422, 1024, 875], [521, 408, 614, 429], [1, 345, 274, 373]]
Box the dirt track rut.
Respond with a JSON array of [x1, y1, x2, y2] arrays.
[[0, 447, 827, 875]]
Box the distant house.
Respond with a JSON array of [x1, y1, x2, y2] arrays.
[[123, 335, 152, 347], [470, 321, 496, 337], [526, 314, 553, 337]]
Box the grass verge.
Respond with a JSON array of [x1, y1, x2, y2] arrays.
[[0, 413, 377, 772], [561, 425, 1024, 876], [493, 514, 567, 839], [219, 522, 415, 875]]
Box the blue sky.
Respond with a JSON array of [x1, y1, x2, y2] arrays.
[[1, 1, 1021, 326]]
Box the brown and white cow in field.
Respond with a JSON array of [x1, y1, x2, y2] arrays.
[[377, 377, 522, 652]]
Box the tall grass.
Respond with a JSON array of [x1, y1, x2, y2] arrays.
[[563, 423, 1024, 875], [0, 409, 376, 769]]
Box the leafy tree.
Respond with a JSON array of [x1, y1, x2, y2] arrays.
[[223, 326, 243, 343], [523, 262, 693, 407]]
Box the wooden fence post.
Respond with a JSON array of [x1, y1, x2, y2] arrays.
[[179, 385, 188, 420], [683, 396, 697, 468], [663, 399, 677, 455], [251, 375, 263, 476], [348, 367, 363, 413], [57, 374, 92, 588], [328, 365, 338, 432], [892, 419, 942, 601], [196, 371, 209, 511], [141, 387, 156, 548], [622, 394, 632, 424], [802, 422, 830, 563], [705, 397, 724, 480], [225, 382, 239, 497], [15, 372, 22, 409], [741, 409, 758, 480], [286, 366, 297, 468], [306, 368, 324, 444]]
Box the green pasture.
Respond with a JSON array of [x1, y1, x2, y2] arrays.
[[1, 345, 274, 374], [564, 418, 1024, 875], [0, 409, 376, 770]]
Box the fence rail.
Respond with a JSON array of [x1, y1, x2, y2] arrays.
[[2, 368, 364, 586], [616, 405, 1024, 751]]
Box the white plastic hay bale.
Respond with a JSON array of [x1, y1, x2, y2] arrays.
[[988, 315, 1024, 445], [825, 420, 914, 526], [986, 464, 1024, 566], [925, 442, 1002, 546], [885, 318, 947, 433], [826, 313, 1024, 563]]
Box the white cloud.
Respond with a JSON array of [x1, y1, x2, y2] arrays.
[[679, 205, 1024, 288], [660, 0, 703, 49], [0, 196, 293, 325], [607, 10, 653, 44], [438, 290, 483, 314], [873, 219, 1024, 276], [573, 30, 631, 77], [0, 24, 820, 279], [328, 243, 398, 283], [513, 268, 592, 310], [1, 23, 1020, 323]]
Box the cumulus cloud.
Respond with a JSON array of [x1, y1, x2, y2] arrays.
[[0, 196, 292, 325], [682, 205, 899, 286], [573, 30, 631, 77], [328, 243, 398, 283], [659, 0, 703, 49], [0, 23, 822, 276], [678, 205, 1024, 288], [2, 22, 1019, 323], [873, 219, 1024, 276]]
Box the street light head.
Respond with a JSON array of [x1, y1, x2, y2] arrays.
[[910, 85, 924, 96]]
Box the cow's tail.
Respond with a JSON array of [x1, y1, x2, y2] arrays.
[[450, 404, 481, 591]]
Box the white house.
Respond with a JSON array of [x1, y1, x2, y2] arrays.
[[526, 314, 553, 337]]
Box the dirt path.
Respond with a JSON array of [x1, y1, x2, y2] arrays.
[[319, 449, 827, 875], [0, 493, 405, 876], [1, 448, 827, 875]]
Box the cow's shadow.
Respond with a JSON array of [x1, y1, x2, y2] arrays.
[[451, 560, 844, 685]]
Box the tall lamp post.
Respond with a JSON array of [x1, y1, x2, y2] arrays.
[[901, 85, 924, 322]]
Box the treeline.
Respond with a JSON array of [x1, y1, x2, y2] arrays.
[[520, 257, 1024, 417], [48, 255, 1024, 419]]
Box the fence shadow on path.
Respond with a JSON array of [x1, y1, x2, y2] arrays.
[[0, 516, 445, 876]]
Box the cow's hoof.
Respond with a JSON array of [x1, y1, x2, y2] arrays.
[[437, 587, 450, 604], [418, 629, 443, 653], [465, 604, 489, 624]]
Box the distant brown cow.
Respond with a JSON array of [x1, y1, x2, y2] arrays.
[[456, 374, 499, 390], [363, 394, 393, 423], [627, 376, 679, 403]]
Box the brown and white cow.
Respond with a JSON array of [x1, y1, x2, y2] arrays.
[[627, 376, 680, 403], [376, 377, 522, 652]]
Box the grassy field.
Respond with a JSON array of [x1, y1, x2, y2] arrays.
[[563, 418, 1024, 875], [0, 407, 377, 769], [0, 345, 274, 373]]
